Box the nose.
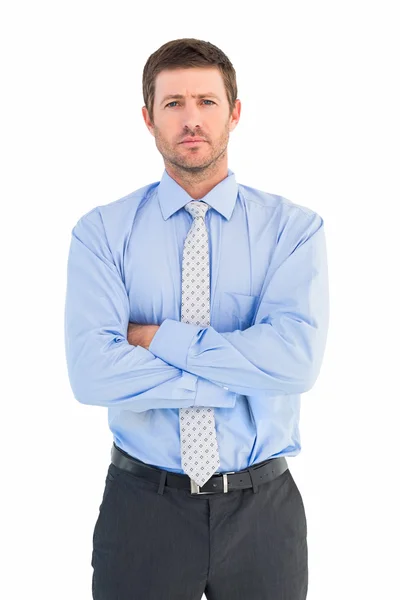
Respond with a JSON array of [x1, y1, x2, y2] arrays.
[[180, 101, 203, 130]]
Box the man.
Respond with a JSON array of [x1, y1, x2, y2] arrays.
[[64, 37, 329, 600]]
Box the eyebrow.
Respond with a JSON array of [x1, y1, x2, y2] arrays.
[[160, 93, 221, 106]]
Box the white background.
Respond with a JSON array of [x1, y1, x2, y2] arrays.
[[1, 1, 399, 598]]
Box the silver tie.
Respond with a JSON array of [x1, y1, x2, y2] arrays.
[[179, 200, 221, 487]]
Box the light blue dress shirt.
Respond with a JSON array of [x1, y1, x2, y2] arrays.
[[64, 168, 329, 473]]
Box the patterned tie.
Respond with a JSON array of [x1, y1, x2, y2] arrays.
[[179, 200, 221, 487]]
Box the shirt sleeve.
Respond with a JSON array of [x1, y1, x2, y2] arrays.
[[149, 212, 329, 396], [64, 208, 235, 412]]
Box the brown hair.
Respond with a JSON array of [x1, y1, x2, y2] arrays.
[[142, 38, 238, 124]]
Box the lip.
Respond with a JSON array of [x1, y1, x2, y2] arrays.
[[180, 138, 206, 144]]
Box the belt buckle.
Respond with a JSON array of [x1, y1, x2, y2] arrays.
[[190, 472, 235, 495]]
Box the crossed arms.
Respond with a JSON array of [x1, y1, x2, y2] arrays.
[[64, 207, 329, 413]]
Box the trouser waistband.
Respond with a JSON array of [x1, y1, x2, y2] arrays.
[[111, 443, 289, 496]]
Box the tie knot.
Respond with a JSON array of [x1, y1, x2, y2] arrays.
[[184, 201, 210, 219]]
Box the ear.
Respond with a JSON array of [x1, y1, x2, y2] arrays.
[[229, 99, 241, 132], [142, 106, 155, 137]]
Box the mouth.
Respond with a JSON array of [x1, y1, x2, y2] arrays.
[[180, 138, 206, 145]]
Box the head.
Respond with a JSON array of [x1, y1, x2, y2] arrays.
[[141, 38, 241, 178]]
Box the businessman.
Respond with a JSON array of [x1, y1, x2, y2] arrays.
[[64, 37, 329, 600]]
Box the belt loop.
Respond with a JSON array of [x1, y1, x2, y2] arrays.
[[248, 466, 259, 494], [157, 470, 167, 495]]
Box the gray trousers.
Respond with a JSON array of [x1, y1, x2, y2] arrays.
[[91, 457, 308, 599]]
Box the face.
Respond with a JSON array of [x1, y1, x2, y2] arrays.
[[142, 67, 240, 173]]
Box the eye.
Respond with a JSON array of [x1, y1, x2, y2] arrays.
[[165, 99, 216, 108]]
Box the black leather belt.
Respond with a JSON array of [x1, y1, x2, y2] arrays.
[[111, 443, 288, 495]]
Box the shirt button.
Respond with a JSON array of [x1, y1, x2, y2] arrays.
[[223, 386, 229, 390]]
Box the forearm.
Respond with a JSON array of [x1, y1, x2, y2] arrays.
[[64, 211, 234, 412], [149, 215, 329, 396]]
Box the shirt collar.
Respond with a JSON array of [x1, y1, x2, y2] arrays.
[[157, 168, 238, 221]]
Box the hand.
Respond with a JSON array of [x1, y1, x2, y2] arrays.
[[127, 322, 160, 350]]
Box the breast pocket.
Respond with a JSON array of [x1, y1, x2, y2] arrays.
[[220, 292, 259, 330]]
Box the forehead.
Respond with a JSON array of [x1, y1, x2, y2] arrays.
[[154, 67, 225, 99]]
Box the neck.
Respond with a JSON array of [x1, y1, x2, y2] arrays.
[[164, 158, 229, 200]]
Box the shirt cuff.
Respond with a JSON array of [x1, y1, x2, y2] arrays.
[[195, 377, 236, 408], [177, 371, 198, 393], [149, 318, 202, 369]]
